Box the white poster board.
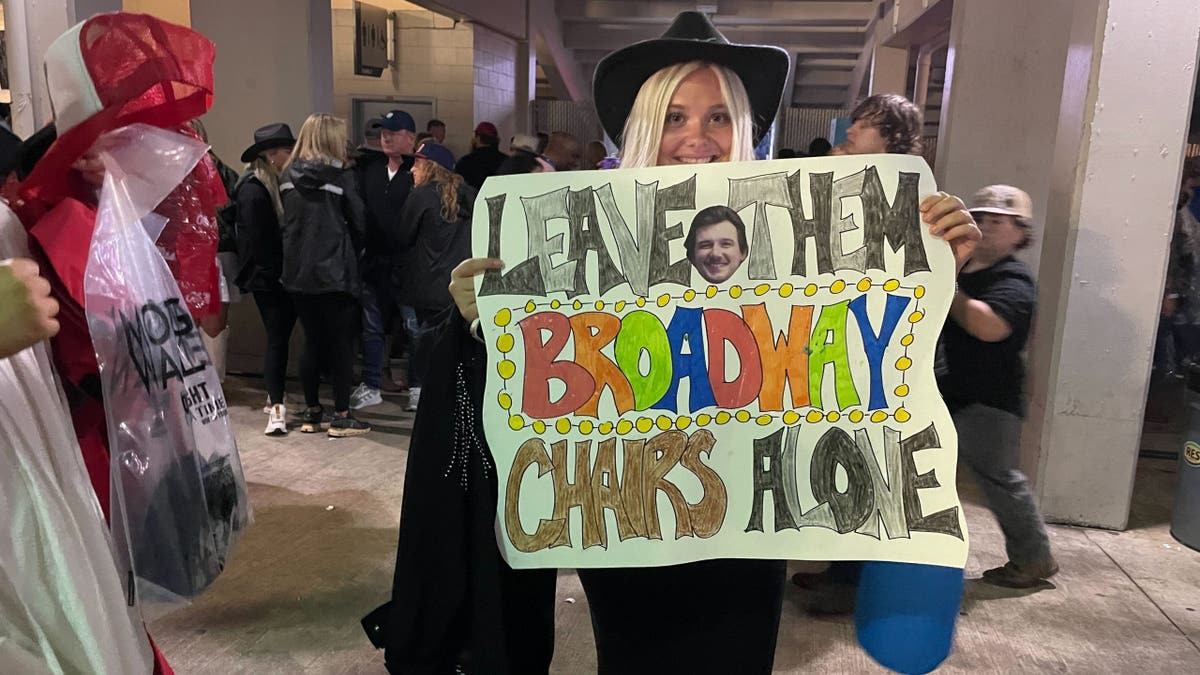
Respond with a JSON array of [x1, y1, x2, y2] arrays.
[[472, 154, 968, 570]]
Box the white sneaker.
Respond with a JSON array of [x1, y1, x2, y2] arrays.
[[351, 383, 383, 410], [264, 404, 288, 435], [406, 386, 421, 412]]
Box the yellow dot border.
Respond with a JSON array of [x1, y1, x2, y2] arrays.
[[503, 404, 917, 434], [492, 276, 929, 431]]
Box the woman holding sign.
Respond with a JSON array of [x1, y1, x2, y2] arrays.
[[434, 11, 981, 675]]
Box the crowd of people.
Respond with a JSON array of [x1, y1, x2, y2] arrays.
[[222, 107, 611, 437], [0, 7, 1078, 675]]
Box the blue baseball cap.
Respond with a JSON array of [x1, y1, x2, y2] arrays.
[[415, 142, 455, 171], [380, 109, 416, 132]]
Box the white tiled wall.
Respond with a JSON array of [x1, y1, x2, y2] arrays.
[[472, 24, 520, 148], [330, 0, 480, 158]]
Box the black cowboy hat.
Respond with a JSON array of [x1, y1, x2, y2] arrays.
[[592, 11, 791, 147], [240, 123, 296, 163]]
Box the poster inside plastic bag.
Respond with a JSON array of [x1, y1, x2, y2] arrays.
[[84, 124, 251, 611]]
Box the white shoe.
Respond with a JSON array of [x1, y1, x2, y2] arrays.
[[265, 404, 288, 435], [405, 386, 421, 412], [351, 383, 383, 410]]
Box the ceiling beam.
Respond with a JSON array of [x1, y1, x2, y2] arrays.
[[799, 58, 858, 70], [531, 0, 588, 101], [794, 70, 854, 87], [558, 1, 876, 22], [562, 23, 864, 50], [843, 1, 881, 108], [792, 88, 852, 107]]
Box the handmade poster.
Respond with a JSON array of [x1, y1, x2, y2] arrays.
[[472, 154, 968, 570]]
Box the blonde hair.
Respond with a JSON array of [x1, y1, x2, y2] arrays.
[[418, 157, 465, 222], [251, 156, 284, 219], [284, 113, 348, 172], [618, 61, 755, 169]]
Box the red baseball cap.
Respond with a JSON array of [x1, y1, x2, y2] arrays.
[[474, 122, 499, 138]]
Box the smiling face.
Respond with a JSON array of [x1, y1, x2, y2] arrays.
[[690, 220, 747, 283], [655, 67, 732, 167]]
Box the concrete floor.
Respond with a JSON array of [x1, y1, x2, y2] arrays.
[[148, 375, 1200, 674]]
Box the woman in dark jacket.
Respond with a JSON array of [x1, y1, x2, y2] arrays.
[[392, 142, 475, 412], [234, 122, 296, 436], [279, 113, 370, 438]]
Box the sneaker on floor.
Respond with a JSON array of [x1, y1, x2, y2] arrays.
[[351, 383, 383, 409], [264, 404, 288, 435], [329, 413, 371, 438], [981, 557, 1059, 589], [299, 406, 326, 433], [405, 386, 421, 412]]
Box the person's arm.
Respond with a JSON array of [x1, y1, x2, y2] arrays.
[[0, 258, 60, 358], [947, 275, 1034, 343], [948, 293, 1013, 342]]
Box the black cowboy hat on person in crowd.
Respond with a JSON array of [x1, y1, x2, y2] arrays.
[[240, 123, 296, 163], [592, 10, 791, 147]]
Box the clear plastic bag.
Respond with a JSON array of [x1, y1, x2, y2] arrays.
[[83, 123, 251, 613]]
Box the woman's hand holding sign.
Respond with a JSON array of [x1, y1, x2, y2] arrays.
[[450, 257, 505, 324], [921, 191, 980, 274]]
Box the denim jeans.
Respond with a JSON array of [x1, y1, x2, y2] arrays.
[[954, 403, 1052, 567], [361, 282, 401, 389]]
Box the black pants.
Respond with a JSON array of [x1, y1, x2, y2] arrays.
[[294, 292, 359, 412], [576, 559, 786, 674], [252, 289, 298, 405], [406, 307, 444, 389]]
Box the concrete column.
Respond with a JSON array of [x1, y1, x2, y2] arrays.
[[191, 0, 324, 165], [123, 0, 189, 25], [868, 44, 909, 97], [307, 0, 334, 114], [933, 0, 1076, 275], [72, 0, 121, 21], [514, 2, 537, 134], [4, 0, 73, 136], [1023, 0, 1200, 529]]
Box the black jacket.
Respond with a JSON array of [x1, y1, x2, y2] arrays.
[[395, 181, 475, 310], [454, 146, 506, 191], [233, 173, 286, 293], [359, 155, 414, 287], [279, 159, 367, 297], [213, 154, 241, 254]]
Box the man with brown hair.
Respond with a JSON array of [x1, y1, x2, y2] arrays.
[[836, 93, 924, 155]]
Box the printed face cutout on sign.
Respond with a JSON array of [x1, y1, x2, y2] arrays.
[[686, 205, 749, 284]]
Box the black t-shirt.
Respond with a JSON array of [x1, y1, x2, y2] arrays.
[[938, 256, 1036, 416]]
